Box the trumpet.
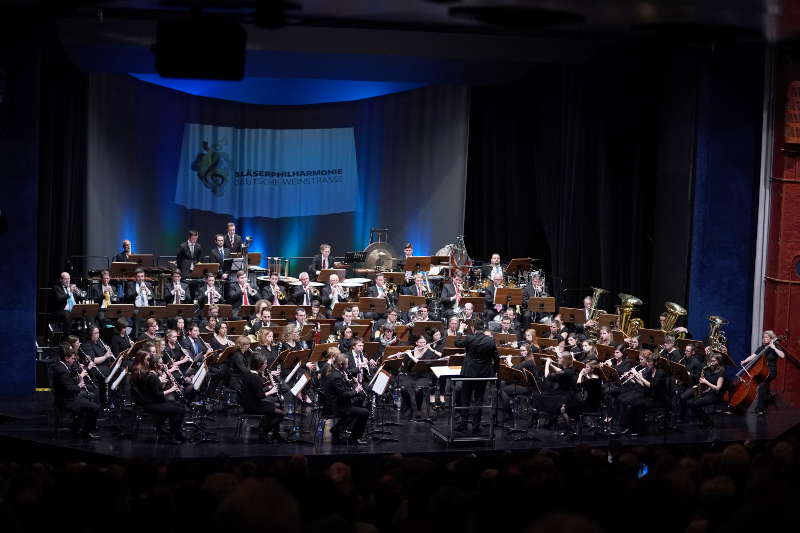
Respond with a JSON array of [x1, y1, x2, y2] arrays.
[[244, 282, 258, 297], [205, 287, 222, 304]]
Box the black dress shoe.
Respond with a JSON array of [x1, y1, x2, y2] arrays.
[[80, 432, 102, 440], [348, 438, 368, 446]]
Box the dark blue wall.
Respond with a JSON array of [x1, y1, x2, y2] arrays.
[[688, 43, 764, 362], [0, 44, 39, 395]]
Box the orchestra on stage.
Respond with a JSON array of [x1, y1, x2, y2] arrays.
[[47, 226, 787, 444]]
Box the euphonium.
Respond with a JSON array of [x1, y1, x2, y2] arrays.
[[707, 315, 728, 353], [585, 286, 608, 341], [662, 301, 688, 339], [616, 293, 644, 338]]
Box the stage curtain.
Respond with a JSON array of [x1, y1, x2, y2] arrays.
[[465, 46, 700, 324]]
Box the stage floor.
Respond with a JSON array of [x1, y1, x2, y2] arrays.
[[0, 393, 797, 463]]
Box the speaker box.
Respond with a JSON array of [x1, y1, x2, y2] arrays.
[[153, 19, 246, 80]]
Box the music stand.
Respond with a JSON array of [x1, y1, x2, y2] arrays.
[[128, 254, 154, 267], [559, 307, 586, 324], [598, 314, 620, 330], [527, 297, 556, 314], [364, 342, 381, 360], [331, 302, 351, 318], [506, 258, 532, 276], [222, 257, 245, 273], [403, 256, 432, 273], [596, 344, 615, 362], [352, 318, 373, 326], [381, 345, 410, 362], [459, 297, 485, 313], [205, 304, 232, 319], [238, 304, 255, 318], [271, 305, 311, 320], [412, 320, 442, 337], [495, 287, 523, 308], [394, 325, 410, 343], [536, 337, 558, 348], [318, 269, 347, 283], [190, 263, 220, 279], [216, 345, 238, 365], [638, 328, 666, 347], [381, 271, 406, 285], [357, 297, 387, 315], [136, 306, 170, 322], [247, 252, 261, 268], [105, 304, 135, 321], [398, 295, 426, 312], [531, 324, 550, 337], [624, 348, 641, 361], [110, 262, 139, 280], [226, 320, 247, 336], [350, 324, 371, 339], [69, 304, 99, 321], [494, 333, 518, 346], [310, 342, 338, 363], [611, 330, 625, 345], [497, 346, 522, 356], [166, 304, 195, 318], [670, 362, 692, 385]]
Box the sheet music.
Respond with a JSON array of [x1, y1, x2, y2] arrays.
[[290, 374, 309, 398], [430, 366, 462, 378], [111, 369, 127, 391], [284, 361, 301, 383], [370, 371, 391, 395], [191, 365, 208, 390]]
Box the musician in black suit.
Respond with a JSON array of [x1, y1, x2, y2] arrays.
[[50, 346, 100, 438], [335, 309, 356, 336], [227, 336, 252, 392], [346, 337, 376, 384], [403, 272, 428, 297], [484, 274, 505, 320], [321, 352, 368, 445], [79, 326, 115, 405], [113, 240, 132, 262], [125, 268, 154, 307], [227, 270, 258, 319], [320, 273, 348, 311], [291, 272, 318, 306], [307, 243, 333, 280], [224, 222, 243, 254], [522, 270, 549, 327], [88, 269, 120, 313], [166, 269, 190, 305], [455, 319, 498, 434], [209, 234, 231, 280], [481, 253, 505, 280], [176, 230, 202, 277], [196, 272, 224, 308], [52, 272, 83, 334], [239, 351, 285, 442], [439, 271, 465, 318], [260, 271, 287, 306]]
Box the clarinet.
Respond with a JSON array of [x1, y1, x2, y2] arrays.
[[162, 363, 185, 401]]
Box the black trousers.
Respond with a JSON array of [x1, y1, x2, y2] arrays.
[[244, 400, 284, 436], [620, 393, 661, 434], [401, 375, 431, 411], [460, 379, 489, 426], [64, 396, 100, 434], [687, 393, 719, 424], [756, 366, 778, 411], [334, 406, 369, 441], [143, 402, 185, 436]]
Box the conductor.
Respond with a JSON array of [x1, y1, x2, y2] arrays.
[[455, 318, 498, 434]]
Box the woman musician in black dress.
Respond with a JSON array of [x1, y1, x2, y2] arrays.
[[537, 350, 578, 429], [741, 330, 786, 415], [685, 353, 725, 427], [396, 335, 442, 419], [239, 351, 286, 442], [499, 343, 540, 420], [129, 349, 185, 443], [210, 321, 235, 350]]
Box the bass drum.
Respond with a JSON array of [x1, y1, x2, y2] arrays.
[[430, 244, 453, 275]]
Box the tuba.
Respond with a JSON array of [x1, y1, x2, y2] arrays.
[[662, 302, 688, 339], [707, 315, 728, 353], [616, 293, 644, 339], [585, 286, 608, 341]]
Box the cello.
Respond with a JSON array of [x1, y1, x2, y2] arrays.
[[728, 335, 787, 409]]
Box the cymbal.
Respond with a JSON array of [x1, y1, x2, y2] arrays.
[[279, 275, 300, 283]]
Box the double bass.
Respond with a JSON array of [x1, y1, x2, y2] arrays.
[[728, 335, 787, 409]]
